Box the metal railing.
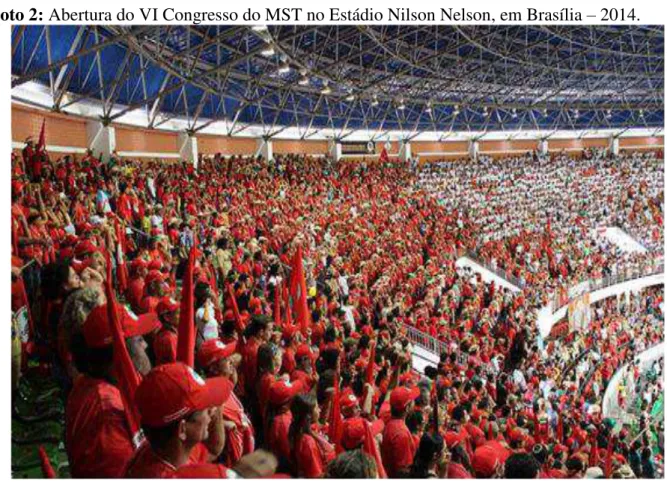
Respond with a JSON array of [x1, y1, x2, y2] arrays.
[[551, 258, 664, 313], [464, 249, 527, 289], [402, 322, 469, 365]]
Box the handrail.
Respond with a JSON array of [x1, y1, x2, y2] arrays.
[[464, 249, 526, 289], [401, 322, 469, 366], [551, 258, 664, 313]]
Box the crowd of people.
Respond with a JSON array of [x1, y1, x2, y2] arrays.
[[419, 150, 664, 308], [10, 136, 664, 478]]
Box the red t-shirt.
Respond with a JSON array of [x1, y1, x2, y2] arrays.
[[294, 434, 330, 478], [267, 411, 292, 463], [124, 442, 209, 477], [65, 376, 134, 478], [381, 418, 416, 477]]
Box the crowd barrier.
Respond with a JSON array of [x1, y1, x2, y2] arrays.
[[602, 342, 664, 421], [551, 257, 664, 313]]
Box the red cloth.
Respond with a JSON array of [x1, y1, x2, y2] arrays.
[[126, 278, 145, 313], [294, 433, 334, 478], [381, 418, 416, 477], [65, 376, 134, 478], [177, 239, 196, 367]]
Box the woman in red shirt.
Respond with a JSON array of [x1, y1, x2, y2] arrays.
[[289, 393, 335, 478]]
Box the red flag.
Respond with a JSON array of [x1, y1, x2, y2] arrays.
[[556, 415, 564, 443], [289, 247, 310, 335], [487, 420, 494, 441], [366, 340, 376, 385], [208, 263, 222, 323], [37, 119, 46, 151], [604, 435, 615, 477], [114, 219, 129, 294], [283, 281, 293, 328], [363, 419, 387, 478], [11, 218, 19, 256], [226, 283, 244, 332], [379, 147, 389, 163], [273, 282, 282, 327], [38, 446, 56, 478], [103, 251, 142, 441], [328, 376, 343, 452], [176, 237, 196, 367], [590, 436, 599, 467]]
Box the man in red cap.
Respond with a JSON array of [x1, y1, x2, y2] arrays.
[[124, 362, 232, 477], [197, 339, 255, 466], [153, 297, 179, 365], [290, 344, 318, 392], [65, 301, 159, 477], [381, 386, 419, 477]]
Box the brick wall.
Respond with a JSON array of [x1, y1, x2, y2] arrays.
[[12, 104, 87, 148]]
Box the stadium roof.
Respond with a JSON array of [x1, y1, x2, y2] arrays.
[[11, 25, 664, 138]]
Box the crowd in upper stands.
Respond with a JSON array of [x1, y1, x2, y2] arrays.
[[10, 136, 664, 478]]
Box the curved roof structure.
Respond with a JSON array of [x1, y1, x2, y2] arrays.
[[11, 25, 664, 137]]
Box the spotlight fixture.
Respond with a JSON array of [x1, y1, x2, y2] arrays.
[[371, 96, 379, 107], [321, 85, 332, 95], [298, 76, 309, 86], [252, 25, 268, 32], [346, 94, 356, 102], [278, 63, 290, 74], [511, 108, 517, 118], [424, 102, 432, 114], [261, 46, 275, 56], [397, 103, 406, 110]]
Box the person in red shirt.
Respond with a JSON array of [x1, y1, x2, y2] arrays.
[[124, 362, 232, 477], [241, 315, 274, 397], [289, 393, 335, 478], [139, 270, 168, 314], [265, 378, 305, 468], [290, 344, 318, 392], [197, 339, 255, 466], [381, 386, 419, 477], [153, 297, 179, 365], [65, 303, 139, 477], [126, 258, 148, 313]]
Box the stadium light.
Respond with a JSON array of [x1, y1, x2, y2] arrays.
[[261, 46, 275, 57]]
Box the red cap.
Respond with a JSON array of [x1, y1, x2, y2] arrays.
[[130, 258, 148, 273], [268, 379, 304, 407], [135, 362, 233, 428], [389, 386, 420, 412], [295, 344, 315, 361], [223, 309, 236, 322], [156, 297, 179, 316], [472, 441, 511, 478], [147, 259, 163, 271], [74, 240, 99, 258], [197, 339, 238, 368], [553, 444, 568, 455], [82, 303, 160, 348], [340, 389, 360, 411], [145, 270, 168, 286], [71, 257, 92, 274], [445, 431, 466, 449], [341, 418, 384, 450]]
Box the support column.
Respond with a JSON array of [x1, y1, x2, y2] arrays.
[[179, 131, 198, 169], [609, 136, 620, 157], [468, 139, 479, 160], [86, 119, 115, 160], [328, 139, 342, 162], [399, 139, 412, 162], [538, 139, 549, 156], [256, 137, 273, 161]]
